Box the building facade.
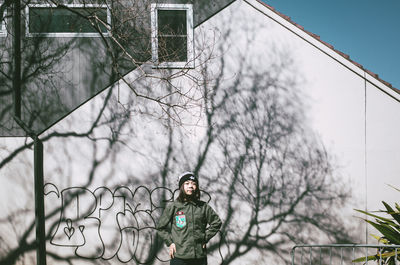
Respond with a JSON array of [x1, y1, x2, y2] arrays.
[[1, 0, 400, 264]]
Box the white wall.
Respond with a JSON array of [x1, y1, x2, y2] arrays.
[[198, 0, 400, 243], [366, 83, 400, 209]]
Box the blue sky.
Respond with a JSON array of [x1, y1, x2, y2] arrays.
[[262, 0, 400, 90]]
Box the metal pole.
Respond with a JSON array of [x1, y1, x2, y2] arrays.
[[13, 0, 21, 118], [34, 137, 47, 265], [13, 0, 46, 263]]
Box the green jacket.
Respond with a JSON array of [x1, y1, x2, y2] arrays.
[[156, 200, 222, 259]]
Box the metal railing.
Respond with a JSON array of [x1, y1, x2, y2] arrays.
[[291, 244, 400, 265]]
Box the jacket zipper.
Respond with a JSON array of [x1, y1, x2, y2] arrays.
[[192, 203, 196, 258]]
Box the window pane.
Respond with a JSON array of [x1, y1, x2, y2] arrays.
[[0, 15, 4, 32], [158, 10, 186, 36], [158, 36, 187, 62], [29, 7, 108, 34]]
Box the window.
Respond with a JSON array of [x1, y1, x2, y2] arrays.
[[26, 4, 111, 37], [151, 4, 194, 68], [0, 8, 6, 36]]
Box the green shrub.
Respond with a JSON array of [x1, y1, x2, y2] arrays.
[[353, 186, 400, 264]]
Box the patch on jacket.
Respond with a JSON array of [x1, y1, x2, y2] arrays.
[[175, 212, 186, 228]]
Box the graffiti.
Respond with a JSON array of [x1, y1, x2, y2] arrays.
[[44, 184, 210, 263]]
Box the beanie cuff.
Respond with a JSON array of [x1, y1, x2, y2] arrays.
[[178, 172, 198, 188]]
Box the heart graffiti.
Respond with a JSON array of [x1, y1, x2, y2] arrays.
[[63, 219, 75, 240]]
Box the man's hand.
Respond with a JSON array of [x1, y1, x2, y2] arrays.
[[169, 243, 176, 258]]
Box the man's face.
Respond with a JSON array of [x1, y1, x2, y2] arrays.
[[183, 180, 197, 195]]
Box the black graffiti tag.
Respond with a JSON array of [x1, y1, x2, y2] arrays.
[[44, 184, 177, 263]]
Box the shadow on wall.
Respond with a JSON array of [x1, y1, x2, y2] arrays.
[[0, 54, 355, 265], [0, 2, 357, 265]]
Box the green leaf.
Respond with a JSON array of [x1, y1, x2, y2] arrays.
[[370, 233, 389, 244], [352, 251, 398, 263], [382, 201, 400, 225], [352, 255, 377, 263], [375, 219, 400, 232], [355, 209, 395, 224], [395, 203, 400, 212], [376, 219, 399, 229], [379, 251, 397, 259], [387, 184, 400, 193], [366, 220, 400, 244]]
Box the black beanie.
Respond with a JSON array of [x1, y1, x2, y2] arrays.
[[178, 172, 198, 188]]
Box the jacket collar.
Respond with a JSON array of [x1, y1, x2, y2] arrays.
[[183, 199, 199, 206]]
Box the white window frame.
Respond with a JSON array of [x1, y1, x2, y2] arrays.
[[0, 6, 6, 37], [151, 3, 194, 68], [25, 3, 111, 37]]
